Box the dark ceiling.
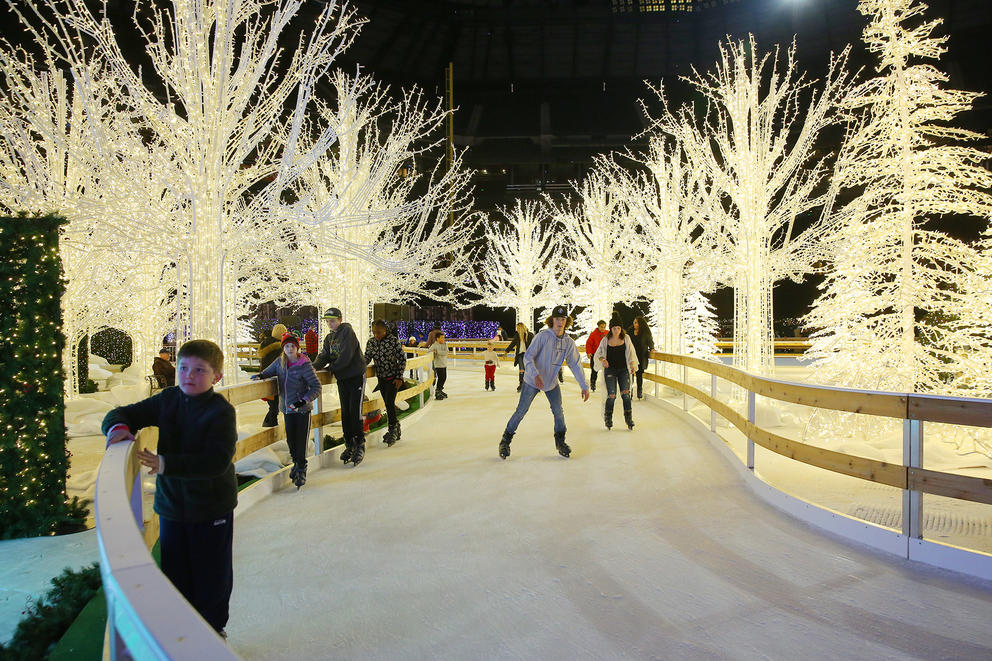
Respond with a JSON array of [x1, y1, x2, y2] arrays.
[[334, 0, 992, 176]]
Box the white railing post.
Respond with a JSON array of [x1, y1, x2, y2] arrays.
[[682, 364, 689, 411], [747, 390, 756, 470], [653, 357, 658, 398], [903, 418, 924, 540], [710, 374, 717, 432], [311, 394, 322, 458]]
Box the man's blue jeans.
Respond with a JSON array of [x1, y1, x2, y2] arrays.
[[504, 383, 566, 436]]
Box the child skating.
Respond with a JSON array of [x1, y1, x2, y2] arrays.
[[482, 339, 501, 391], [428, 332, 450, 399], [253, 333, 321, 488]]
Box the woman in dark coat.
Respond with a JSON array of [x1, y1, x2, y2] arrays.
[[505, 322, 534, 392], [629, 315, 654, 399]]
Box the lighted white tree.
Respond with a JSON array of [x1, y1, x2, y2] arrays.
[[289, 69, 477, 343], [654, 36, 852, 376], [0, 46, 135, 394], [8, 0, 362, 365], [551, 159, 644, 328], [472, 198, 564, 330], [680, 288, 720, 359], [622, 136, 724, 368], [803, 0, 992, 399]]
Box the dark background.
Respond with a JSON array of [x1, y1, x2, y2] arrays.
[[333, 0, 992, 330], [4, 0, 990, 333]]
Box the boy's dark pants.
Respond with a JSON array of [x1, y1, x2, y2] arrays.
[[435, 367, 447, 393], [379, 378, 399, 428], [337, 374, 365, 441], [284, 411, 311, 468], [159, 513, 234, 633]]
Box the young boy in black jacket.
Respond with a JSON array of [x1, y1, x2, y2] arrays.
[[365, 320, 407, 447], [102, 339, 237, 638]]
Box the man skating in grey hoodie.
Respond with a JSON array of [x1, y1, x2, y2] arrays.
[[499, 305, 589, 459]]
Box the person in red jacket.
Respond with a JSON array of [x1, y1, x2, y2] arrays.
[[304, 327, 319, 357], [585, 320, 609, 393]]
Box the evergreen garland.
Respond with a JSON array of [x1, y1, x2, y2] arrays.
[[0, 215, 88, 539], [0, 563, 101, 660]]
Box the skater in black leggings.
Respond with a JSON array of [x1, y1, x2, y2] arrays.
[[253, 333, 321, 488], [630, 315, 654, 400], [506, 322, 533, 392]]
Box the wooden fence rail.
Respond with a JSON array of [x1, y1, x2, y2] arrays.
[[646, 350, 992, 517]]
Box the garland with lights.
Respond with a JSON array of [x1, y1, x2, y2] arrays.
[[0, 215, 88, 538]]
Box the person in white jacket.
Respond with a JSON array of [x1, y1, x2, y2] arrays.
[[498, 305, 589, 460], [593, 318, 638, 430]]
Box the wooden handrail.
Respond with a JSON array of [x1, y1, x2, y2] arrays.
[[647, 352, 992, 507]]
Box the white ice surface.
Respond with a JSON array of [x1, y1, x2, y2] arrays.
[[226, 369, 992, 661]]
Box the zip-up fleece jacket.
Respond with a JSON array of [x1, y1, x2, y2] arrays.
[[365, 335, 407, 381], [312, 323, 367, 380], [101, 387, 237, 523], [429, 342, 449, 368], [523, 328, 588, 392], [258, 354, 322, 414]]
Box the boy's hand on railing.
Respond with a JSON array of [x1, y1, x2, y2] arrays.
[[106, 426, 134, 444], [137, 448, 162, 475]]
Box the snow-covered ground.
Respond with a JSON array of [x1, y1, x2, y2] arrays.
[[227, 368, 992, 660]]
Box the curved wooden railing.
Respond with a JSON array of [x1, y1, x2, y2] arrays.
[[645, 351, 992, 551], [95, 353, 435, 660]]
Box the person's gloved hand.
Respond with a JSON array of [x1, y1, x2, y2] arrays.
[[290, 399, 307, 410], [250, 374, 261, 381]]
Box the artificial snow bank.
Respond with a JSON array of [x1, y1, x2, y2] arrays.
[[225, 370, 992, 661]]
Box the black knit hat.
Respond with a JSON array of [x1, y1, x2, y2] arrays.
[[609, 317, 623, 328], [322, 307, 342, 319], [550, 304, 569, 318]]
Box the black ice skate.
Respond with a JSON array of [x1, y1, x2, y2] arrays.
[[499, 431, 513, 459], [604, 400, 614, 430], [554, 431, 571, 458], [624, 408, 634, 430], [293, 463, 307, 490], [490, 380, 495, 391], [383, 423, 399, 447], [340, 438, 353, 463], [350, 438, 366, 466]]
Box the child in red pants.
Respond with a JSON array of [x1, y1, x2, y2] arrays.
[[483, 339, 501, 391]]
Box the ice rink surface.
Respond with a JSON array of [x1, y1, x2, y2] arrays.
[[227, 369, 992, 660]]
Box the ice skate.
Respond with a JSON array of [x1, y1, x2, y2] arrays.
[[350, 438, 365, 466], [499, 431, 513, 459], [383, 423, 399, 447], [604, 399, 614, 430], [554, 432, 571, 458], [293, 463, 307, 489], [340, 438, 353, 464], [490, 380, 495, 391], [624, 408, 634, 431]]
